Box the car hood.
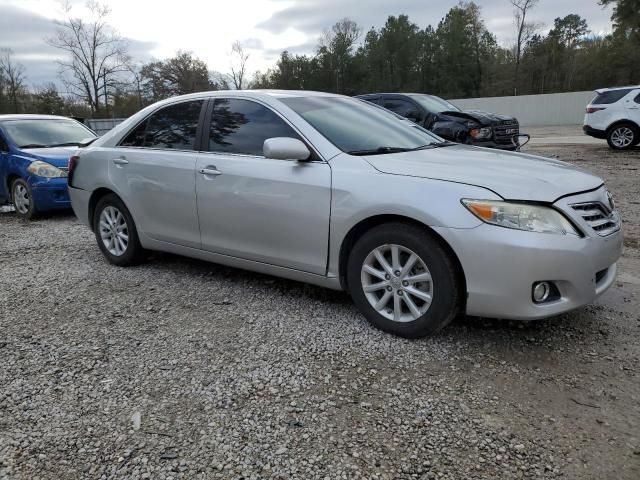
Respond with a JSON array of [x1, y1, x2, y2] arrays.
[[363, 145, 603, 202], [19, 147, 78, 168], [440, 110, 517, 127]]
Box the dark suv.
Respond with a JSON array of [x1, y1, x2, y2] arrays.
[[356, 93, 520, 150]]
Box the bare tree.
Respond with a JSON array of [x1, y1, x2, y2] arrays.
[[0, 49, 27, 113], [511, 0, 540, 95], [229, 41, 250, 90], [46, 1, 129, 115], [318, 18, 361, 93]]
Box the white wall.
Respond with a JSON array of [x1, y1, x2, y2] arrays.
[[450, 91, 595, 127]]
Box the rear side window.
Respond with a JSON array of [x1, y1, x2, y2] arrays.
[[384, 98, 420, 118], [208, 98, 300, 156], [593, 89, 632, 105], [121, 100, 204, 150]]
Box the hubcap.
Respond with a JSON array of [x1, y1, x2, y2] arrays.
[[361, 244, 433, 323], [611, 127, 634, 148], [13, 184, 30, 214], [99, 206, 129, 256]]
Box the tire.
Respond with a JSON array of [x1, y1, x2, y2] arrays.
[[11, 178, 38, 220], [606, 123, 639, 150], [93, 193, 146, 266], [347, 223, 461, 338]]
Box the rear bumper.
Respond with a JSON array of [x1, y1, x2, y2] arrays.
[[68, 185, 92, 227], [433, 221, 623, 321], [583, 125, 606, 139], [28, 177, 70, 211]]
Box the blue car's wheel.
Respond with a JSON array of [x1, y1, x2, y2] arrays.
[[11, 178, 37, 220]]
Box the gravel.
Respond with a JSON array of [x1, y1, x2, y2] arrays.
[[1, 143, 639, 479]]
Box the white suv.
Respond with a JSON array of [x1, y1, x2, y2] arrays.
[[583, 86, 640, 150]]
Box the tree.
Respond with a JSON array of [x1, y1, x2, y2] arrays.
[[600, 0, 640, 39], [510, 0, 540, 95], [549, 14, 589, 48], [32, 83, 66, 115], [46, 1, 129, 115], [0, 49, 26, 113], [140, 52, 215, 101], [229, 41, 250, 90], [318, 18, 361, 93]]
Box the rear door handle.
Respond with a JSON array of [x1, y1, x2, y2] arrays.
[[199, 166, 222, 176], [113, 157, 129, 165]]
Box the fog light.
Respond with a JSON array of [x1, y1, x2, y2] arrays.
[[532, 282, 551, 303]]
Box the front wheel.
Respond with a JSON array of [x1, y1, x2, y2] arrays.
[[93, 194, 146, 266], [347, 223, 462, 338], [607, 124, 638, 150], [11, 178, 37, 220]]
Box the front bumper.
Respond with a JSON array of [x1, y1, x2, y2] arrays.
[[434, 202, 623, 320], [28, 176, 71, 211], [471, 139, 518, 151]]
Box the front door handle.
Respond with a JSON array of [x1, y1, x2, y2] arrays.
[[113, 157, 129, 165], [199, 166, 222, 176]]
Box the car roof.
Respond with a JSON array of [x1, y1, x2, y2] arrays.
[[0, 114, 77, 122], [595, 86, 640, 93]]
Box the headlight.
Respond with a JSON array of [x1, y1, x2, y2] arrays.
[[27, 161, 67, 178], [469, 127, 492, 140], [462, 199, 579, 235]]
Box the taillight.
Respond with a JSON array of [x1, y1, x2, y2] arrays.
[[68, 154, 80, 186], [586, 107, 605, 114]]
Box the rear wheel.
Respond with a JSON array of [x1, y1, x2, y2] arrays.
[[607, 123, 638, 150], [93, 194, 146, 266], [347, 223, 461, 338], [11, 178, 37, 220]]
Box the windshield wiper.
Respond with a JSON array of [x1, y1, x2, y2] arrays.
[[19, 143, 50, 149], [347, 146, 416, 156], [47, 142, 83, 147]]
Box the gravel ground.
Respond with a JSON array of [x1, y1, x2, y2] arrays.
[[1, 143, 639, 480]]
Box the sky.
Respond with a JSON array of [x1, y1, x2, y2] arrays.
[[0, 0, 614, 88]]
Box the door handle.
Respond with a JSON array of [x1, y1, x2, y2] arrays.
[[113, 157, 129, 165], [199, 166, 222, 176]]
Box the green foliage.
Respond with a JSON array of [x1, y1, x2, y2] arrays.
[[254, 2, 637, 98]]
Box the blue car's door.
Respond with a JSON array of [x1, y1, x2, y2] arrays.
[[0, 133, 11, 202]]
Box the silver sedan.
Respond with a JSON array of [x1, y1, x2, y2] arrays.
[[68, 91, 622, 337]]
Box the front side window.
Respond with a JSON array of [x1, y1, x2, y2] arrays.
[[635, 92, 640, 104], [121, 100, 204, 150], [1, 119, 95, 148], [593, 89, 632, 105], [209, 98, 300, 156], [385, 98, 420, 118], [281, 96, 441, 153]]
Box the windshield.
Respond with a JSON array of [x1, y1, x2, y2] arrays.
[[411, 95, 460, 114], [2, 119, 95, 148], [280, 96, 443, 153]]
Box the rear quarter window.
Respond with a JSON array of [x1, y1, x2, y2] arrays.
[[593, 89, 633, 105]]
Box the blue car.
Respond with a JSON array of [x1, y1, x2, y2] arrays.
[[0, 115, 97, 219]]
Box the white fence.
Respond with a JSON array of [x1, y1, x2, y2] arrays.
[[86, 118, 127, 136], [450, 91, 595, 127]]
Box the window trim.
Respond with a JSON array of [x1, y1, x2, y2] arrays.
[[116, 98, 207, 152], [202, 96, 326, 163]]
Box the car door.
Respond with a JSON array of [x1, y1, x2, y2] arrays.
[[195, 97, 331, 275], [627, 91, 640, 125], [111, 99, 205, 249], [0, 132, 11, 202]]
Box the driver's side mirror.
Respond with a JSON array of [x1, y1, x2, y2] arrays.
[[263, 137, 311, 161]]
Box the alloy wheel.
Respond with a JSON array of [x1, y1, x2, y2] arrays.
[[360, 243, 433, 323], [611, 127, 634, 148], [13, 184, 30, 215], [99, 206, 129, 256]]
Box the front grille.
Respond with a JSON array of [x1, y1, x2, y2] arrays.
[[571, 202, 620, 236], [493, 123, 520, 145]]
